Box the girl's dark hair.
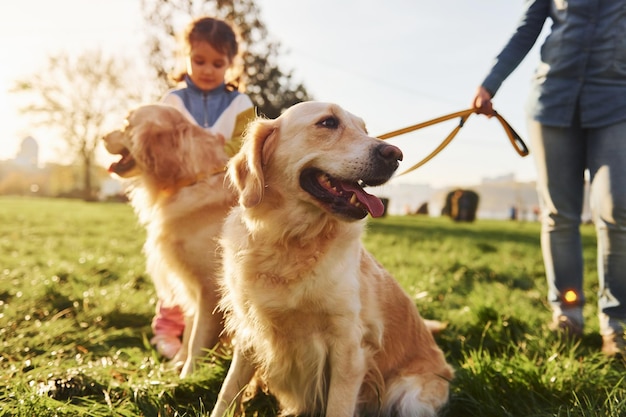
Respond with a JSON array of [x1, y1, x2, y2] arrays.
[[171, 17, 244, 90]]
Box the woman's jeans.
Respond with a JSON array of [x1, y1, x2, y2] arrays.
[[528, 117, 626, 333]]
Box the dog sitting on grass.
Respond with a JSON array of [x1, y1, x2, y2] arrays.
[[104, 104, 234, 378], [211, 102, 454, 417]]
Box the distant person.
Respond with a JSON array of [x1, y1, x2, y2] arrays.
[[151, 16, 255, 359], [443, 189, 479, 222], [472, 0, 626, 356]]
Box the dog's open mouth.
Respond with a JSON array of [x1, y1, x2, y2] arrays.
[[108, 148, 136, 176], [299, 168, 386, 219]]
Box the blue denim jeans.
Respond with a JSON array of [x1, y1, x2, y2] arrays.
[[528, 116, 626, 333]]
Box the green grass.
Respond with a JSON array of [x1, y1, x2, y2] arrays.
[[0, 196, 624, 417]]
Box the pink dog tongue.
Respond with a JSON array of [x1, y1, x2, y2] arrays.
[[342, 183, 385, 217]]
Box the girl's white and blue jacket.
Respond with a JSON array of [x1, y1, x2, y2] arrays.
[[161, 75, 255, 156]]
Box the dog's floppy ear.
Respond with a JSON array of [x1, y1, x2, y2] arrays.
[[228, 118, 278, 208], [133, 122, 185, 186]]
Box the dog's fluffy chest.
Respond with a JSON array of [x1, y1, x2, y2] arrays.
[[227, 255, 362, 415], [218, 211, 376, 413], [227, 239, 362, 324], [228, 231, 362, 314]]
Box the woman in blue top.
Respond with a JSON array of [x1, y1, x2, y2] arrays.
[[473, 0, 626, 356], [152, 16, 254, 360]]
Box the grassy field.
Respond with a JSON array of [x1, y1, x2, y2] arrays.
[[0, 196, 624, 417]]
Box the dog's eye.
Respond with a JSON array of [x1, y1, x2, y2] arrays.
[[317, 116, 339, 129]]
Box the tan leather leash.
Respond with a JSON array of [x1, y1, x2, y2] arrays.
[[378, 108, 529, 177]]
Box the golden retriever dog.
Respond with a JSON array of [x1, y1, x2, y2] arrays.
[[211, 102, 454, 417], [103, 104, 235, 377]]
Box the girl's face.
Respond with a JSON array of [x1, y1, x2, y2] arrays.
[[186, 40, 231, 91]]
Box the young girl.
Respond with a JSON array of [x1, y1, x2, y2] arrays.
[[151, 16, 255, 359]]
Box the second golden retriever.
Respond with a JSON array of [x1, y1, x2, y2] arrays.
[[103, 104, 234, 377], [211, 102, 453, 416]]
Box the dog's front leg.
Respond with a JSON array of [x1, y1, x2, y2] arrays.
[[180, 287, 223, 378], [210, 347, 255, 417], [326, 338, 367, 417], [170, 314, 193, 372]]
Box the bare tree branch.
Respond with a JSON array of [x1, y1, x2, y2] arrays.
[[12, 49, 146, 199]]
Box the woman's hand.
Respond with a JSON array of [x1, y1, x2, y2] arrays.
[[472, 86, 495, 117]]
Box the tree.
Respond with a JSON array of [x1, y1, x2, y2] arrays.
[[140, 0, 312, 118], [12, 50, 146, 199]]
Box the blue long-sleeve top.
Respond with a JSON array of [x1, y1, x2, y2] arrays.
[[162, 75, 255, 157], [481, 0, 626, 128]]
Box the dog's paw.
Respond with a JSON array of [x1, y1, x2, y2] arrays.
[[179, 359, 196, 378]]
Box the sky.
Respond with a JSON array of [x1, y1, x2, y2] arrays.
[[0, 0, 548, 188]]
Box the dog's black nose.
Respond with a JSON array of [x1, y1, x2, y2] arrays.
[[377, 143, 403, 162], [364, 142, 404, 186]]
